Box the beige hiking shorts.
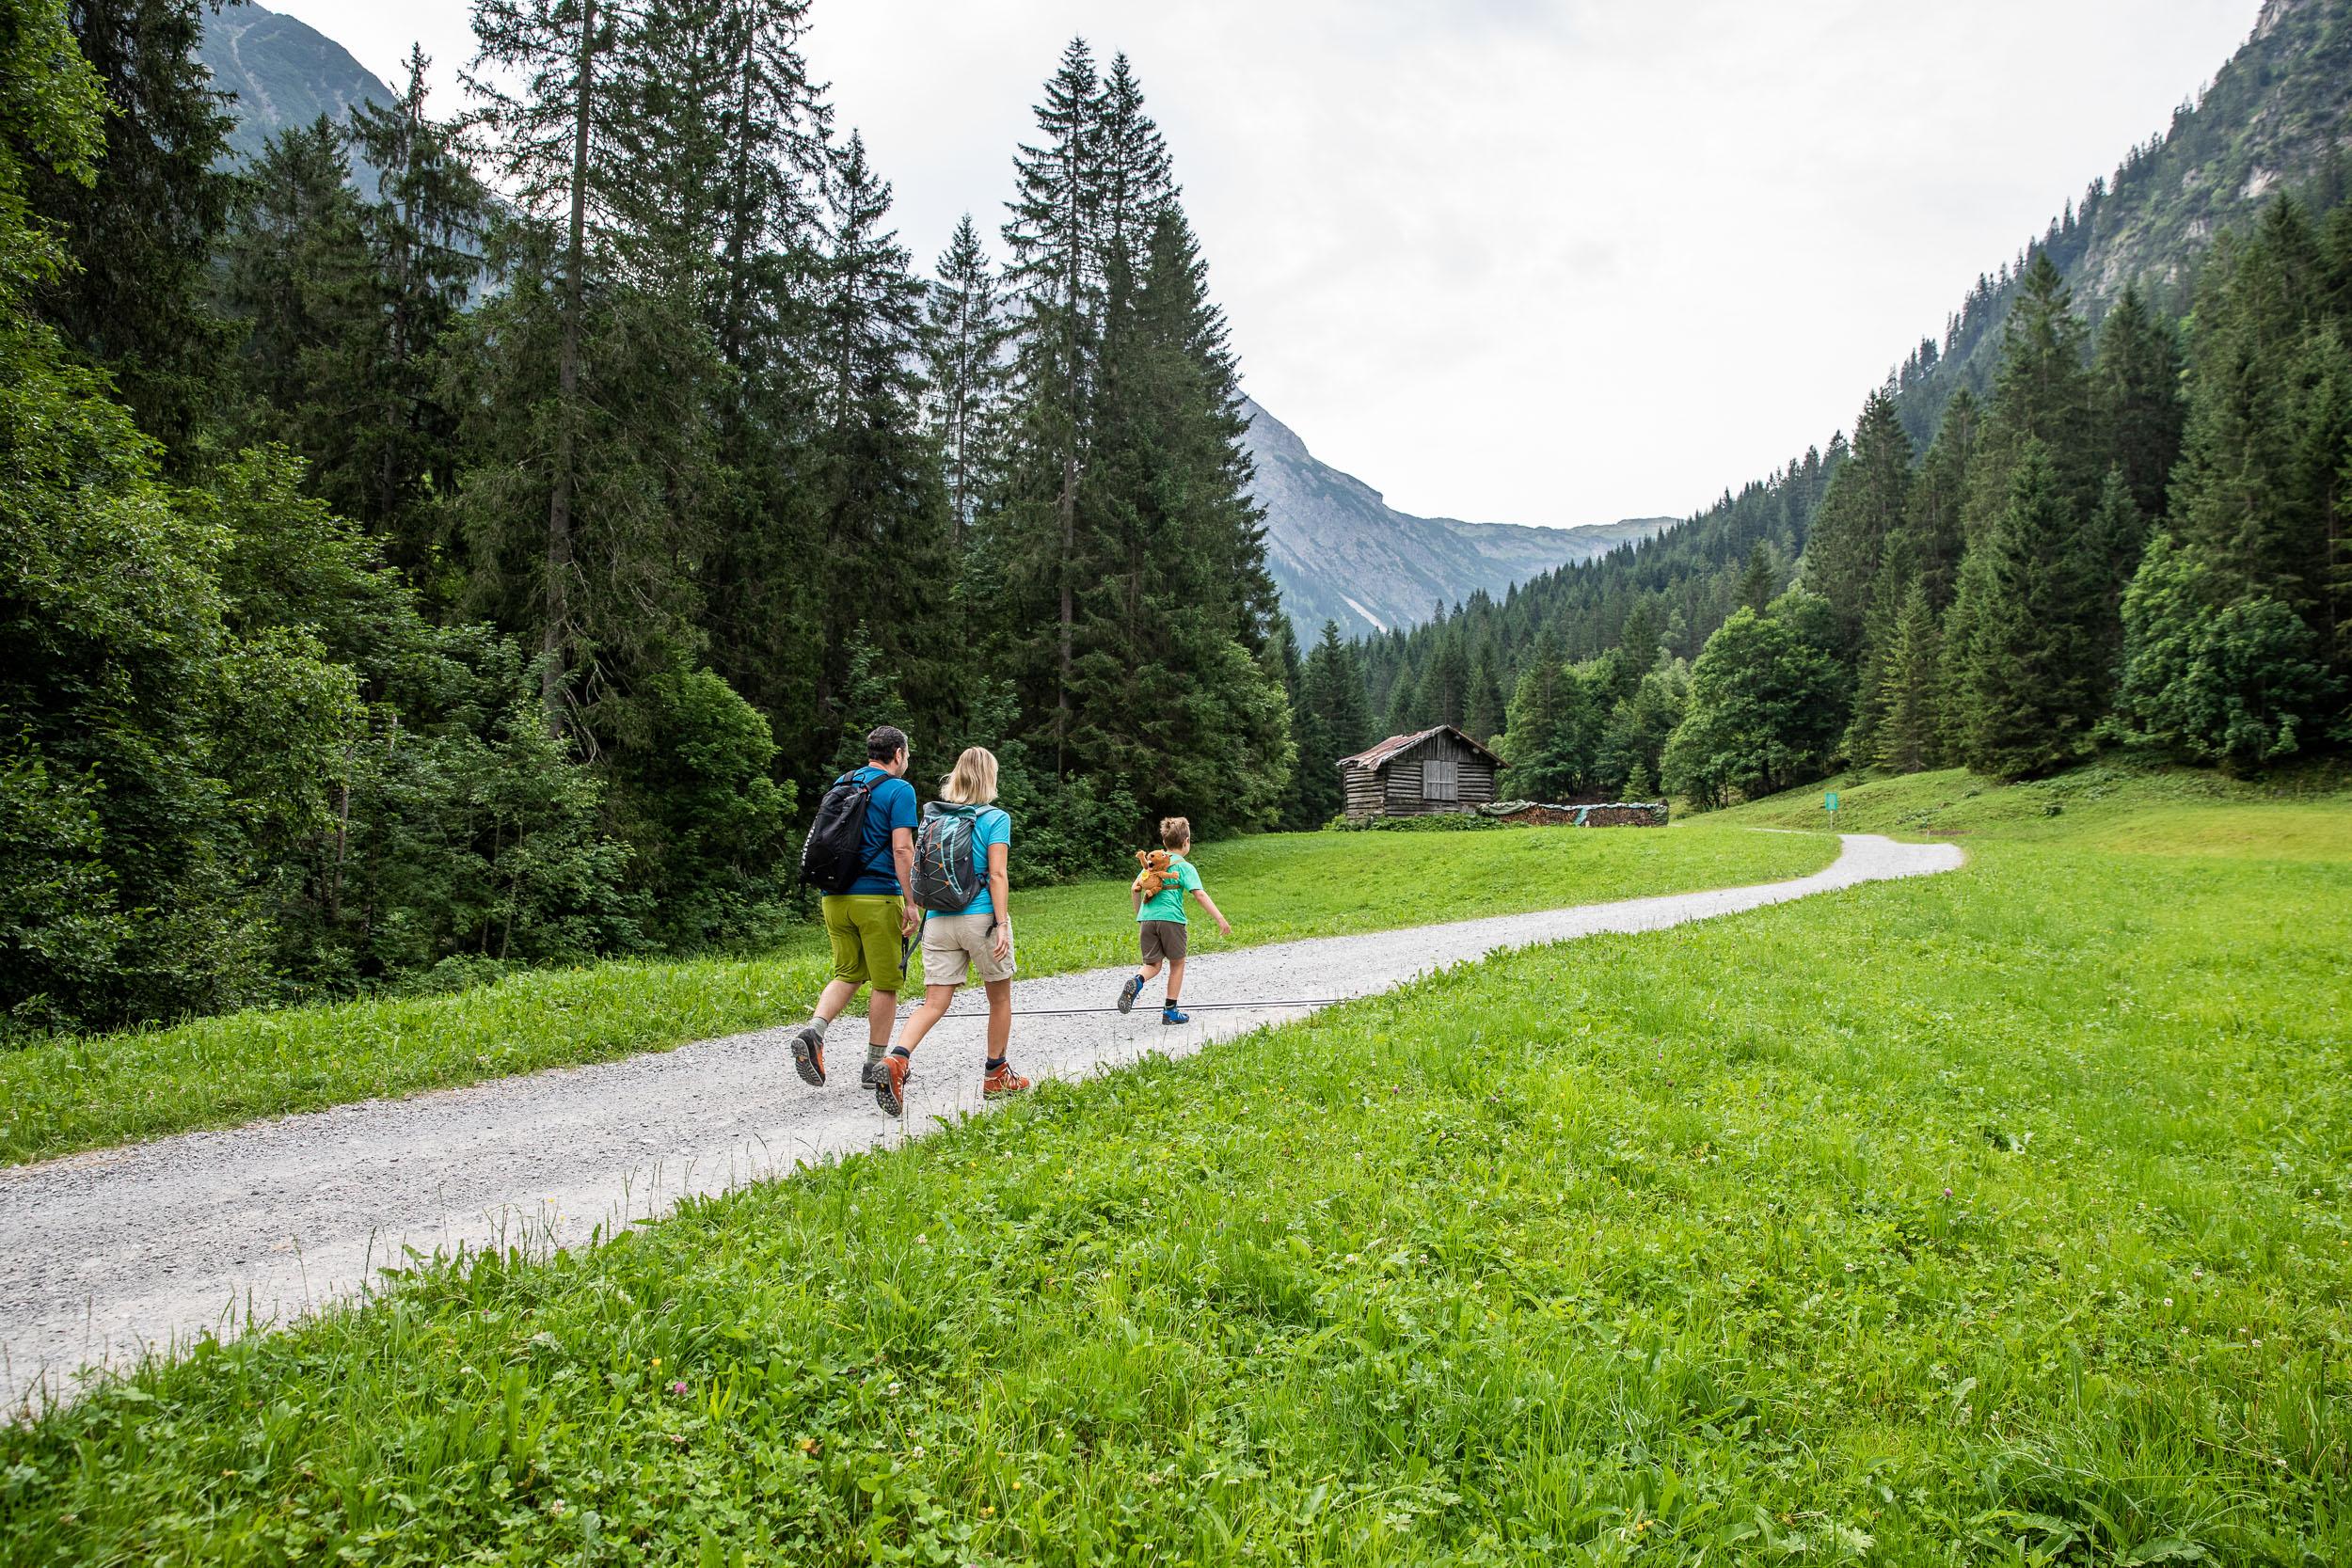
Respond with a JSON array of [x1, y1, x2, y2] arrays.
[[920, 911, 1016, 987]]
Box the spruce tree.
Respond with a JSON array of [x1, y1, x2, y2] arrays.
[[25, 0, 232, 457], [1466, 644, 1507, 745], [1000, 39, 1104, 766], [1306, 620, 1375, 760], [680, 0, 833, 776], [1874, 580, 1943, 773], [463, 0, 728, 745], [927, 214, 1013, 546], [1065, 198, 1289, 831], [216, 119, 372, 449], [468, 0, 629, 731], [1736, 544, 1777, 615], [1952, 440, 2103, 778], [2093, 283, 2185, 520], [810, 129, 950, 726], [1899, 388, 1977, 610], [1804, 388, 1914, 657], [1966, 250, 2097, 534], [342, 49, 488, 580], [1841, 535, 1915, 765]]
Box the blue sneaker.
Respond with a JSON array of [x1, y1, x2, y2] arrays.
[[1117, 974, 1146, 1014], [1161, 1005, 1188, 1025]]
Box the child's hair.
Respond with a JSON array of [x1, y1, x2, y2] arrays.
[[942, 747, 999, 805], [1158, 816, 1191, 849]]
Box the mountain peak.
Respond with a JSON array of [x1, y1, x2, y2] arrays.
[[1240, 397, 1669, 637], [197, 1, 394, 166]]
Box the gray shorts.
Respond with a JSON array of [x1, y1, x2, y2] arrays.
[[921, 911, 1015, 987], [1138, 919, 1187, 964]]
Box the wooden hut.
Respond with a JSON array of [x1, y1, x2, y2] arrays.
[[1339, 725, 1503, 823]]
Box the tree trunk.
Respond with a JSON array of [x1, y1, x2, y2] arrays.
[[542, 0, 595, 735], [1057, 451, 1075, 774]]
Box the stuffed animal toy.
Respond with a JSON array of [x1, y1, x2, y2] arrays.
[[1133, 848, 1176, 896]]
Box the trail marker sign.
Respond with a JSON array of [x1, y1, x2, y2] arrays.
[[1825, 791, 1839, 814]]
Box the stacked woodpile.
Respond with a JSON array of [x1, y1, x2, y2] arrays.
[[1478, 800, 1670, 828]]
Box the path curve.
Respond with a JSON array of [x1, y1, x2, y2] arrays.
[[0, 832, 1959, 1410]]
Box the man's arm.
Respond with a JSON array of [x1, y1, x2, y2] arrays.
[[987, 840, 1011, 959], [892, 826, 917, 935]]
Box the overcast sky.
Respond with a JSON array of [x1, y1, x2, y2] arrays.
[[273, 0, 2261, 529]]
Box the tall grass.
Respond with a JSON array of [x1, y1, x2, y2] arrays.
[[0, 821, 1832, 1164], [3, 772, 2344, 1562]]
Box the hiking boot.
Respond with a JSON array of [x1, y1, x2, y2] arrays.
[[860, 1053, 886, 1089], [983, 1062, 1031, 1098], [1117, 974, 1146, 1014], [1161, 1005, 1189, 1025], [875, 1051, 911, 1118], [789, 1025, 826, 1086]]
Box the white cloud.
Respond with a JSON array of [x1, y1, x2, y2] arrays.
[[266, 0, 2260, 526]]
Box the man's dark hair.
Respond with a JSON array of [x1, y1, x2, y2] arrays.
[[866, 724, 909, 763]]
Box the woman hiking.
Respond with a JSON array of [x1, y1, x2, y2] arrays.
[[874, 747, 1029, 1117]]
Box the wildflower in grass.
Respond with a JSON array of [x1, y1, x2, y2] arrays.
[[669, 1380, 688, 1396]]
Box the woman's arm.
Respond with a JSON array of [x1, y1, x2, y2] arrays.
[[987, 840, 1011, 959]]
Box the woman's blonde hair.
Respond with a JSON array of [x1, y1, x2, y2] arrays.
[[1159, 816, 1191, 849], [941, 746, 1000, 805]]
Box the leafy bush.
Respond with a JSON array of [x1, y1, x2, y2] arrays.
[[1661, 596, 1849, 810], [610, 665, 795, 951], [2108, 532, 2344, 773]]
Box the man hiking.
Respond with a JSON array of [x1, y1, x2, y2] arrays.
[[790, 725, 920, 1089]]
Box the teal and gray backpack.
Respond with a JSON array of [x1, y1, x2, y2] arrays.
[[913, 801, 987, 912]]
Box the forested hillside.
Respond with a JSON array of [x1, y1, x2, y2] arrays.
[[1308, 0, 2352, 810], [1, 0, 1286, 1037]]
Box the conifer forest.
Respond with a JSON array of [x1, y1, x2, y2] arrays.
[[4, 1, 1288, 1036], [5, 0, 2349, 1041]]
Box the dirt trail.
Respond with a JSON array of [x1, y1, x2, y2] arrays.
[[0, 832, 1960, 1411]]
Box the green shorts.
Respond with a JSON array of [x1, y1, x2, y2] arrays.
[[821, 894, 906, 991]]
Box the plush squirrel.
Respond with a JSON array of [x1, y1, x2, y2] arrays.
[[1133, 848, 1176, 897]]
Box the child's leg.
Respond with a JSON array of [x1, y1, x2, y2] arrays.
[[1164, 956, 1186, 1004], [1137, 957, 1162, 980]]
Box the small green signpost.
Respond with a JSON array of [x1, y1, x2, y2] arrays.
[[1825, 791, 1839, 814]]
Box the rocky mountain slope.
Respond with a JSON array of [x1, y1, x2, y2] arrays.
[[196, 1, 393, 166], [1242, 398, 1668, 637], [1890, 0, 2352, 442]]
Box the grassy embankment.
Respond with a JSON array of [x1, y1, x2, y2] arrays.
[[0, 820, 1832, 1165], [3, 763, 2345, 1563]]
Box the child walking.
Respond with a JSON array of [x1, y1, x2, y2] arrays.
[[1117, 816, 1231, 1024]]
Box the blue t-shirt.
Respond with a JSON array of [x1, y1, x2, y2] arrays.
[[841, 766, 918, 896], [929, 805, 1011, 918]]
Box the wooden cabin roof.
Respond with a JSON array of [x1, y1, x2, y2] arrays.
[[1339, 724, 1504, 772]]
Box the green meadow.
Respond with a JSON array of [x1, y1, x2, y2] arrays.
[[3, 765, 2345, 1563], [0, 820, 1830, 1166]]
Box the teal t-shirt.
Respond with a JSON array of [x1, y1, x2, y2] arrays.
[[921, 804, 1010, 919], [1136, 853, 1201, 925]]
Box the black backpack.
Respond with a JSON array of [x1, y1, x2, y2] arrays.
[[913, 802, 988, 912], [801, 770, 882, 895]]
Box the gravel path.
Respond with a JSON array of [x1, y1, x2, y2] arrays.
[[0, 832, 1959, 1411]]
